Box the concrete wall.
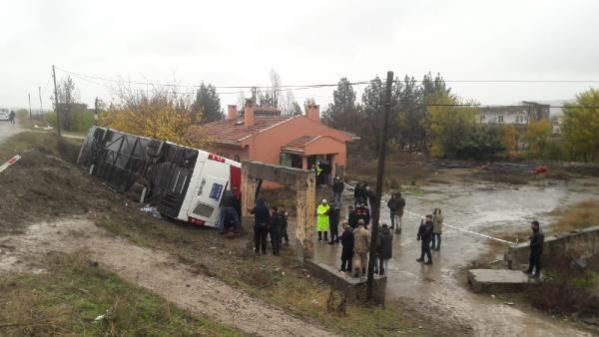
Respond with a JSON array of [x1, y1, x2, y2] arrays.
[[304, 259, 387, 305], [505, 225, 599, 268]]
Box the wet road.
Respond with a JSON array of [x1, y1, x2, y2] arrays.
[[0, 120, 22, 143], [313, 178, 599, 337]]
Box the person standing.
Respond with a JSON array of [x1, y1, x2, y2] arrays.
[[417, 215, 434, 264], [8, 110, 15, 125], [269, 206, 282, 256], [340, 222, 354, 273], [526, 220, 544, 278], [279, 207, 289, 245], [317, 199, 330, 242], [352, 220, 371, 277], [355, 203, 370, 228], [354, 183, 364, 206], [333, 176, 344, 204], [347, 205, 358, 229], [365, 185, 376, 211], [250, 199, 270, 255], [328, 199, 341, 244], [377, 224, 393, 276], [431, 208, 444, 250], [387, 194, 400, 230]]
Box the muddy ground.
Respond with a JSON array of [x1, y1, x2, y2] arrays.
[[311, 171, 599, 337]]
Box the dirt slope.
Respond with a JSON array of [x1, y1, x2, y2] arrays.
[[0, 217, 339, 337]]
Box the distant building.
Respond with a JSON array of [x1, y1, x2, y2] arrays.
[[201, 100, 355, 182], [477, 101, 550, 126]]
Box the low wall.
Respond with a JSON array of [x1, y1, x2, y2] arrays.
[[304, 259, 387, 305], [505, 225, 599, 268]]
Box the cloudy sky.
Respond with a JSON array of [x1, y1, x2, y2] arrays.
[[1, 0, 598, 111]]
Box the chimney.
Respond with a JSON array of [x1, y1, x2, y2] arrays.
[[227, 104, 237, 120], [244, 99, 255, 128], [307, 104, 320, 122]]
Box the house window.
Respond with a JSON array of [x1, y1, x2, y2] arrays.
[[497, 115, 504, 123], [280, 153, 292, 167]]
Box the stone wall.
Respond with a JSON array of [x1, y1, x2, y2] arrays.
[[505, 225, 599, 268], [304, 259, 387, 305]]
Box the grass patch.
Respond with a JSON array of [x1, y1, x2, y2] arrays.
[[0, 252, 245, 337], [548, 200, 599, 234]]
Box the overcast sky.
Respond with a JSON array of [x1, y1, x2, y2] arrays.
[[1, 0, 598, 111]]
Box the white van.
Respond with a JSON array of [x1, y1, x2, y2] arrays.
[[0, 109, 9, 121], [78, 126, 242, 228]]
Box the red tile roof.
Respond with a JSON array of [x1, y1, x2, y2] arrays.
[[202, 115, 294, 146], [285, 135, 317, 149]]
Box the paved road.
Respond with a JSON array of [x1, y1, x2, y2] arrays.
[[0, 120, 22, 143]]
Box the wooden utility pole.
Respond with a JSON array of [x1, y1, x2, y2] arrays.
[[367, 71, 394, 300], [52, 65, 61, 136], [38, 86, 43, 116], [28, 93, 32, 120], [94, 97, 99, 125]]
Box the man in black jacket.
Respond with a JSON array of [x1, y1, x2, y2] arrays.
[[269, 207, 282, 256], [526, 220, 544, 278], [340, 222, 354, 272], [333, 176, 344, 203], [416, 215, 434, 265], [347, 205, 358, 229], [387, 193, 405, 231], [250, 199, 270, 255]]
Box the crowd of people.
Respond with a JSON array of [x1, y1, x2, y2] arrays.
[[244, 176, 545, 280]]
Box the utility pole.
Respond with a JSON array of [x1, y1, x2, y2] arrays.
[[94, 97, 99, 125], [367, 71, 394, 300], [38, 86, 43, 116], [52, 65, 61, 136], [28, 93, 32, 120]]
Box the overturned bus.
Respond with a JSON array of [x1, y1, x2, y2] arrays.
[[77, 126, 241, 227]]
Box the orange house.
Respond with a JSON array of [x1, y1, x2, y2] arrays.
[[202, 100, 354, 182]]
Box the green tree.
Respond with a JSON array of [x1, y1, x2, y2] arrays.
[[429, 93, 477, 157], [191, 83, 222, 123], [322, 78, 363, 134], [361, 76, 401, 151], [562, 88, 599, 162], [524, 120, 552, 157]]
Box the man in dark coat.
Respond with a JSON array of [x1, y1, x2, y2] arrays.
[[347, 205, 358, 229], [250, 199, 270, 255], [354, 183, 364, 206], [340, 222, 354, 272], [333, 176, 344, 203], [365, 185, 376, 211], [416, 215, 434, 264], [526, 220, 544, 278], [377, 224, 393, 275], [279, 207, 289, 245], [269, 206, 282, 256], [387, 193, 405, 231], [9, 110, 15, 125], [328, 199, 341, 244]]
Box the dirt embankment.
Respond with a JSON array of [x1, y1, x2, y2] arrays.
[[0, 218, 338, 337]]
